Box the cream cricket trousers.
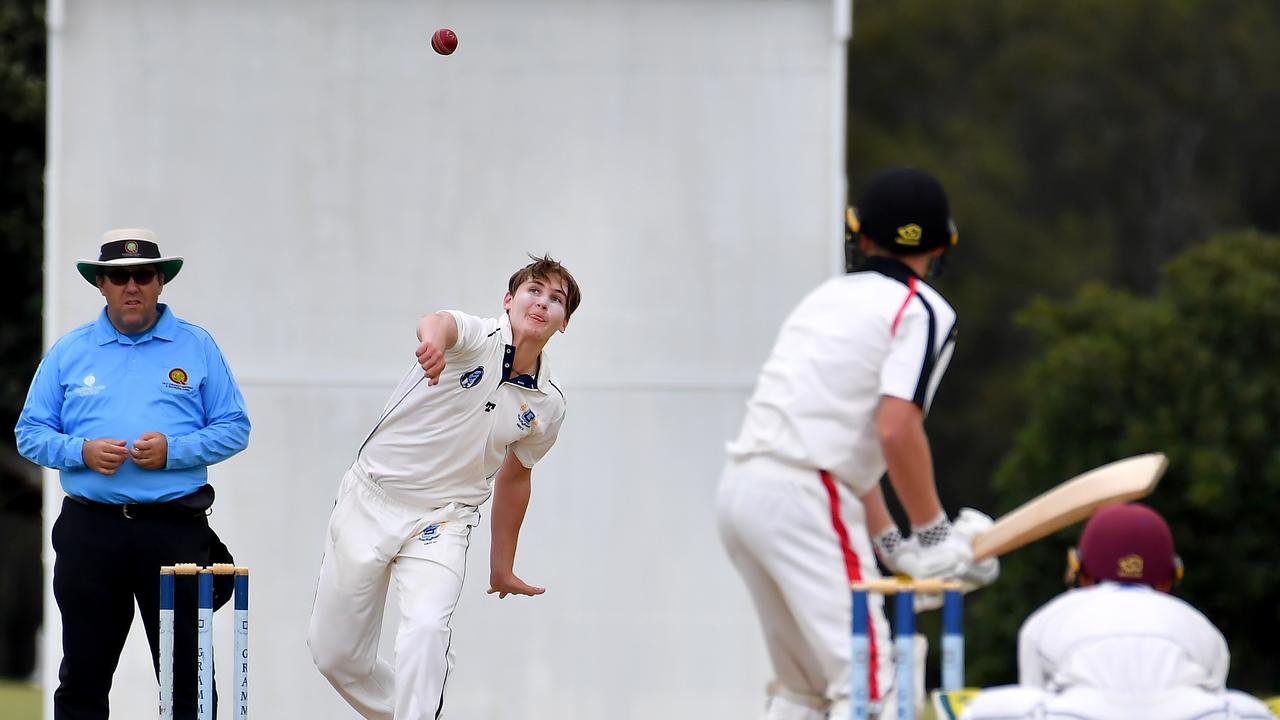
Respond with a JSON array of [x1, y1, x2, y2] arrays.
[[308, 465, 479, 720], [717, 454, 895, 714]]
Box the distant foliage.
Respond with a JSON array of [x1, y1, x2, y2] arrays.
[[968, 232, 1280, 692], [0, 0, 46, 449], [846, 0, 1280, 522], [846, 2, 1280, 694]]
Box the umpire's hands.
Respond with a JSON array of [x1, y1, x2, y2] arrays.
[[83, 438, 129, 475], [487, 571, 546, 599], [131, 432, 168, 470]]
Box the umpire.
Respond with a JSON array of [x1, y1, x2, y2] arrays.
[[14, 228, 250, 719]]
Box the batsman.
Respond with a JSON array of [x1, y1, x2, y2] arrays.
[[716, 167, 1000, 720]]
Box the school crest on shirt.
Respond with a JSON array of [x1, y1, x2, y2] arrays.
[[459, 366, 485, 389], [419, 523, 446, 544], [516, 402, 539, 431]]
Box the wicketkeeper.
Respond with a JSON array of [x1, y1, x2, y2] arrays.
[[960, 503, 1275, 720]]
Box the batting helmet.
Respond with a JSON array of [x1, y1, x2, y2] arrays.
[[845, 167, 958, 270], [1069, 503, 1182, 587]]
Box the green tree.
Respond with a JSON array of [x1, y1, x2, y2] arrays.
[[967, 231, 1280, 693], [846, 0, 1280, 523], [0, 0, 46, 444], [0, 0, 46, 682]]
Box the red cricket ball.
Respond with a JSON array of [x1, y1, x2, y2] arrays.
[[431, 28, 458, 56]]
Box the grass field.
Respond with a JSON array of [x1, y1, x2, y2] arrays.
[[2, 681, 1270, 720], [0, 680, 40, 720], [0, 680, 938, 720], [0, 683, 943, 720]]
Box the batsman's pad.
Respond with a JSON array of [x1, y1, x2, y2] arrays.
[[763, 682, 826, 720], [929, 687, 982, 720], [912, 633, 928, 712], [949, 685, 1046, 719]]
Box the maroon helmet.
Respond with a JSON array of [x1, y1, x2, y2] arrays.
[[1077, 503, 1179, 586]]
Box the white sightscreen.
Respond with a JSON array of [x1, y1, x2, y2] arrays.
[[42, 0, 850, 717]]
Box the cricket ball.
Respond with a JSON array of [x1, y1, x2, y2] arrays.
[[431, 28, 458, 56]]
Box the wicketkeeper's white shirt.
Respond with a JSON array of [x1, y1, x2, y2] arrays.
[[726, 258, 957, 495], [356, 311, 566, 509], [1019, 582, 1230, 694]]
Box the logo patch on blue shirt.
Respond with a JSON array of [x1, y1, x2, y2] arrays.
[[460, 366, 485, 388], [419, 523, 446, 544], [164, 368, 194, 392], [73, 374, 106, 397], [516, 402, 538, 431]]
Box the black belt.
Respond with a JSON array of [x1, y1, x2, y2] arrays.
[[67, 493, 210, 520]]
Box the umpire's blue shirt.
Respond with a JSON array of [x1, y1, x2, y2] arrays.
[[15, 304, 250, 503]]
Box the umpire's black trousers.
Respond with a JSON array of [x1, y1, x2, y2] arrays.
[[51, 495, 222, 720]]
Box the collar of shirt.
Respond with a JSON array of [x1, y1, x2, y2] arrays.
[[91, 303, 177, 346], [497, 312, 550, 391], [861, 256, 922, 285]]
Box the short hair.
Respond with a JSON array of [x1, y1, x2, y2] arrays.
[[508, 254, 581, 319]]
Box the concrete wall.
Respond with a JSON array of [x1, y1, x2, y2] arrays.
[[43, 0, 850, 716]]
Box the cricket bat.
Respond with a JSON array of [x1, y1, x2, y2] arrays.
[[970, 452, 1168, 562]]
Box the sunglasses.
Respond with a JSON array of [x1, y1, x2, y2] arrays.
[[102, 268, 159, 286]]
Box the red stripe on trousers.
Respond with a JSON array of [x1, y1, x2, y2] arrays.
[[890, 276, 919, 336], [820, 470, 879, 702]]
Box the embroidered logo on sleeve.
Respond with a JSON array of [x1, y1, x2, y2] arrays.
[[516, 402, 539, 431]]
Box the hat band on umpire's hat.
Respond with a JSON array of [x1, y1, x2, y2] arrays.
[[75, 228, 185, 286], [98, 238, 164, 261]]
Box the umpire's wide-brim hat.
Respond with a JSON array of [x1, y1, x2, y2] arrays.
[[75, 228, 184, 286]]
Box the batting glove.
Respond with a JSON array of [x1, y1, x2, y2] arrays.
[[950, 507, 1000, 588], [881, 512, 1000, 589]]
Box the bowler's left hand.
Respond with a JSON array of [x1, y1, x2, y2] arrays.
[[487, 571, 546, 599], [131, 432, 168, 470]]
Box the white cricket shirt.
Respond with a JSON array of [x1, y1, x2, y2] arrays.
[[726, 257, 957, 495], [356, 311, 566, 509], [1018, 582, 1230, 693]]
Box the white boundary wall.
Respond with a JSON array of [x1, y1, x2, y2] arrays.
[[43, 1, 850, 717]]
